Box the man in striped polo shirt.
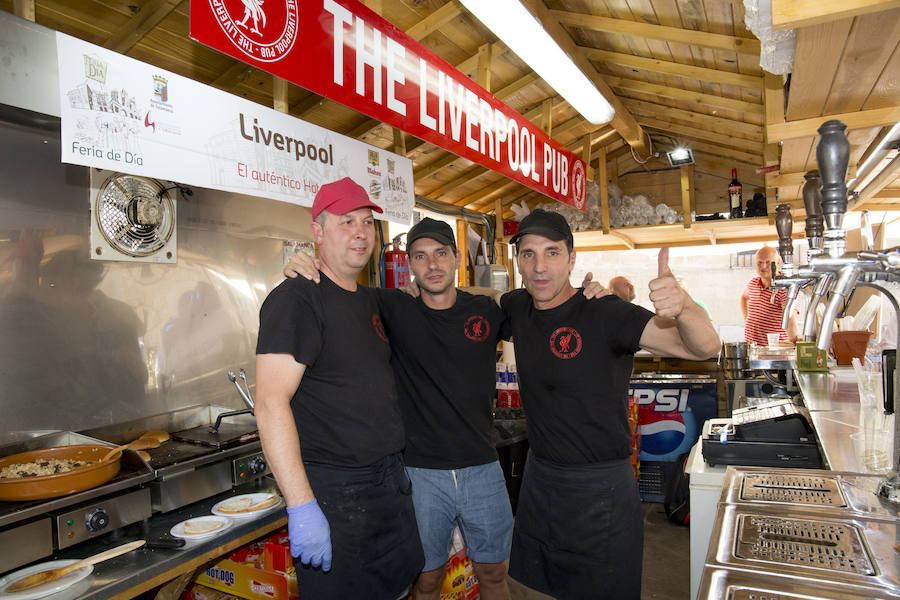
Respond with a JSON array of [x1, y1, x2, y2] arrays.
[[741, 245, 799, 345]]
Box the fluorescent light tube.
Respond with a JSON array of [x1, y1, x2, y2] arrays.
[[460, 0, 615, 125]]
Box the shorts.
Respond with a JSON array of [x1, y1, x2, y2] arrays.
[[406, 460, 513, 572], [296, 454, 425, 599], [509, 452, 642, 600]]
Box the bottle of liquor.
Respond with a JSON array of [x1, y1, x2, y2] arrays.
[[728, 168, 743, 218]]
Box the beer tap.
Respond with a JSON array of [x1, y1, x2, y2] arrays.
[[772, 203, 813, 332], [798, 170, 833, 340]]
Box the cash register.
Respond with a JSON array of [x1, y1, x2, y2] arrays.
[[702, 398, 822, 468]]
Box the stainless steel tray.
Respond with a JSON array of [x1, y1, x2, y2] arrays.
[[706, 503, 900, 594], [720, 467, 899, 521], [699, 567, 899, 599]]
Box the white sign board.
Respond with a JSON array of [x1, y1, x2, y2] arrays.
[[56, 33, 414, 224]]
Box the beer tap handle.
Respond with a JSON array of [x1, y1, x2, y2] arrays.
[[860, 210, 874, 252], [775, 204, 794, 274], [802, 170, 824, 254], [816, 120, 850, 234]]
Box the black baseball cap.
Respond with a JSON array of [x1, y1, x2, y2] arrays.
[[406, 217, 456, 250], [510, 208, 573, 247]]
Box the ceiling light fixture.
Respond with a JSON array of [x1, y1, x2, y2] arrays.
[[459, 0, 615, 125]]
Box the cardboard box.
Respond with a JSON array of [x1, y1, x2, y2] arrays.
[[262, 529, 292, 575], [181, 583, 244, 600], [193, 557, 298, 600]]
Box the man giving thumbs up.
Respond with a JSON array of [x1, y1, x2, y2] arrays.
[[501, 210, 720, 600]]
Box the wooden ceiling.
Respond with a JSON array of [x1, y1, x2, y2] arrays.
[[3, 0, 900, 228]]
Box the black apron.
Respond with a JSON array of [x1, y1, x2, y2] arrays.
[[296, 453, 424, 599], [509, 452, 643, 599]]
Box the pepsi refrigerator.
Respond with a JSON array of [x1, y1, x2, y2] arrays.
[[631, 374, 718, 502]]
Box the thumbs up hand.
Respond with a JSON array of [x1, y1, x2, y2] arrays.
[[648, 247, 684, 318]]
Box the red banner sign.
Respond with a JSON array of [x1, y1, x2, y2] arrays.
[[190, 0, 587, 210]]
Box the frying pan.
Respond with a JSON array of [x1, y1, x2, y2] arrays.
[[0, 445, 121, 501]]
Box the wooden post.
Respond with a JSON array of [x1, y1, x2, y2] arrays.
[[763, 73, 784, 216], [273, 78, 289, 113], [599, 147, 609, 234], [582, 133, 594, 181], [541, 99, 553, 136], [393, 129, 407, 155], [13, 0, 35, 21], [476, 43, 492, 91], [680, 164, 694, 229], [457, 219, 469, 286]]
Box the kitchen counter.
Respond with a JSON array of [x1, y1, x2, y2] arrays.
[[25, 480, 286, 600]]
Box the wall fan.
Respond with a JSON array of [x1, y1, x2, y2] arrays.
[[89, 170, 177, 263]]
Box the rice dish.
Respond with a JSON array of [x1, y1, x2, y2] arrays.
[[0, 459, 92, 479]]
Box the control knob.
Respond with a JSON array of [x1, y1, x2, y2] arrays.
[[248, 456, 267, 475], [85, 508, 110, 532]]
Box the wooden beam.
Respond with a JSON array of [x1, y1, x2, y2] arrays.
[[856, 153, 900, 206], [457, 220, 469, 286], [609, 230, 635, 249], [763, 72, 784, 212], [605, 76, 764, 115], [211, 62, 255, 90], [415, 154, 462, 180], [13, 0, 35, 21], [874, 188, 900, 199], [393, 129, 407, 155], [622, 98, 764, 141], [598, 147, 609, 233], [771, 0, 900, 30], [637, 116, 763, 154], [476, 43, 492, 91], [405, 0, 463, 39], [766, 105, 900, 142], [582, 48, 762, 90], [273, 78, 289, 113], [680, 139, 764, 167], [582, 133, 594, 181], [456, 42, 508, 76], [768, 167, 857, 188], [541, 99, 553, 136], [522, 0, 649, 153], [455, 179, 519, 208], [552, 9, 760, 54], [680, 164, 694, 230], [104, 0, 180, 53]]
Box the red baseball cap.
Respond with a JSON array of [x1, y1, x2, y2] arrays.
[[311, 177, 383, 221]]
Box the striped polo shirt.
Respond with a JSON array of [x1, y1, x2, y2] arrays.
[[744, 276, 792, 345]]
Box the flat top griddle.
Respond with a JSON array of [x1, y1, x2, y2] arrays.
[[170, 423, 258, 449]]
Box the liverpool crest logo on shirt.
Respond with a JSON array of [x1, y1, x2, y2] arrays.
[[549, 327, 582, 359], [464, 315, 490, 342]]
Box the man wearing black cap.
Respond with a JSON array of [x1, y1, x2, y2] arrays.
[[285, 217, 514, 600], [255, 177, 423, 599], [502, 209, 720, 599]]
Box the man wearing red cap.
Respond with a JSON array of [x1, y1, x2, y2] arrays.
[[255, 177, 424, 599]]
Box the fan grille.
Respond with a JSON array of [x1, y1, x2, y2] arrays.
[[95, 175, 175, 257]]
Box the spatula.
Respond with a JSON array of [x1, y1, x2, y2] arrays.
[[101, 431, 169, 462], [6, 540, 145, 592]]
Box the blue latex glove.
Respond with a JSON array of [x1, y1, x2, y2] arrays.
[[286, 499, 332, 571]]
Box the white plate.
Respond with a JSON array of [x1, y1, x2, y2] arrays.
[[0, 560, 93, 599], [170, 515, 232, 541], [211, 493, 283, 520]]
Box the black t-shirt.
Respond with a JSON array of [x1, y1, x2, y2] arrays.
[[378, 289, 509, 469], [256, 274, 403, 467], [501, 288, 654, 465]]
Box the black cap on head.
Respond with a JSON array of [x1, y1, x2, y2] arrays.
[[510, 209, 573, 247], [406, 217, 456, 250]]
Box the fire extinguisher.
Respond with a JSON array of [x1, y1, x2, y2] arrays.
[[382, 235, 410, 288]]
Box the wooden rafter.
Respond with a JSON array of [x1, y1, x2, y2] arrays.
[[522, 0, 649, 154], [104, 0, 181, 53], [637, 117, 763, 155], [605, 76, 764, 115], [771, 0, 900, 30], [551, 9, 761, 54], [622, 98, 764, 141], [766, 105, 900, 142], [582, 48, 762, 90]]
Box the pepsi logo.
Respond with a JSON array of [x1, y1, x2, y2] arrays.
[[639, 411, 686, 456]]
